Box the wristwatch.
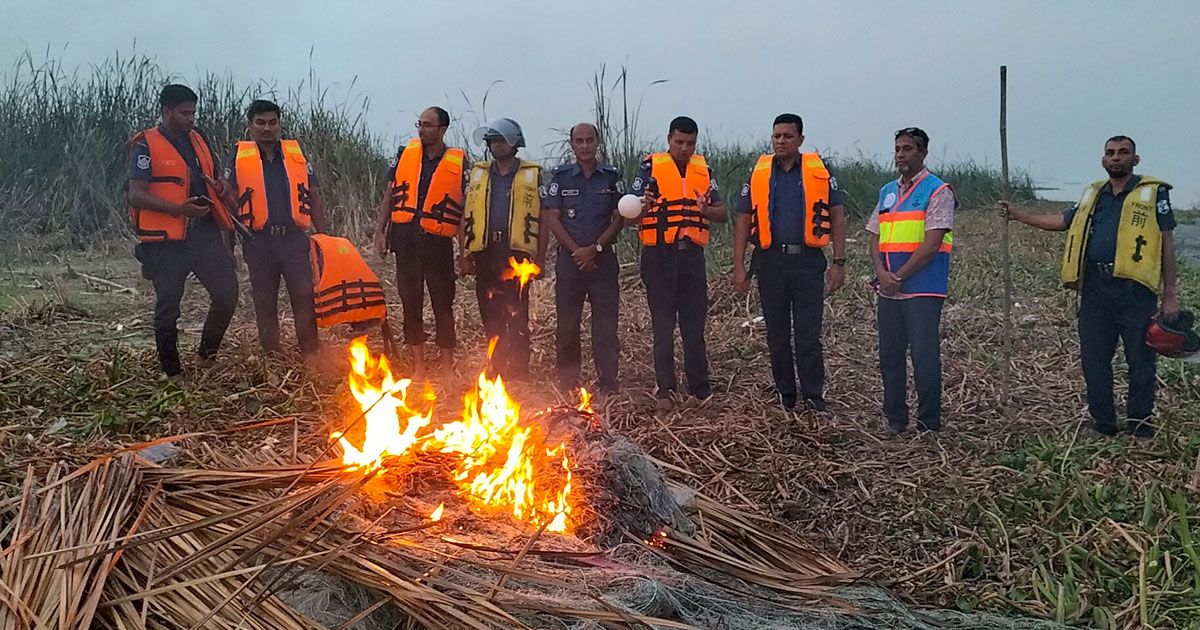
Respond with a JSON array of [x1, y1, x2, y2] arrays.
[[594, 243, 603, 252], [831, 258, 846, 267]]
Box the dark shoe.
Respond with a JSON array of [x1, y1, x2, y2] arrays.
[[690, 385, 713, 401], [886, 419, 907, 435], [1091, 421, 1120, 436], [779, 393, 797, 411], [1127, 418, 1156, 438], [802, 397, 827, 413], [917, 419, 942, 432]]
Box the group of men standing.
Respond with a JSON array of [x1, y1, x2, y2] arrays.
[[128, 83, 1185, 438]]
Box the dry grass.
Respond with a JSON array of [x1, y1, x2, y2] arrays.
[[1, 206, 1198, 627]]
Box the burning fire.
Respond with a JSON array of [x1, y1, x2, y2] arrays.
[[501, 256, 540, 290], [430, 503, 445, 522], [333, 338, 576, 534]]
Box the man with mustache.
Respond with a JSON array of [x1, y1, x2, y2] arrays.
[[1000, 136, 1179, 437]]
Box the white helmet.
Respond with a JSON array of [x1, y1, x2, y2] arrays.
[[473, 117, 525, 148]]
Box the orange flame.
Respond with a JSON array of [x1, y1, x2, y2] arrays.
[[332, 338, 576, 534], [578, 388, 592, 412], [502, 257, 540, 290], [430, 503, 445, 522]]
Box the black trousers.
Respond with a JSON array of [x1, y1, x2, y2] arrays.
[[753, 248, 826, 405], [877, 296, 944, 428], [242, 229, 319, 355], [640, 243, 710, 398], [134, 230, 238, 376], [1078, 272, 1158, 426], [391, 224, 457, 349], [474, 244, 531, 377], [555, 248, 619, 390]]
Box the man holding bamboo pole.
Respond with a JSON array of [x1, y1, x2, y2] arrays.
[[1000, 135, 1179, 437], [866, 127, 957, 434]]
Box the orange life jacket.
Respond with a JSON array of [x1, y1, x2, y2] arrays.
[[233, 140, 312, 231], [129, 127, 234, 242], [390, 139, 465, 237], [748, 152, 832, 249], [639, 153, 711, 247], [310, 234, 387, 328]]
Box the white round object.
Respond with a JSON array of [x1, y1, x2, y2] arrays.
[[617, 194, 643, 219]]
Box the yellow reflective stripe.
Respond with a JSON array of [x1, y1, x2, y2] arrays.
[[444, 151, 463, 166], [880, 219, 926, 244]]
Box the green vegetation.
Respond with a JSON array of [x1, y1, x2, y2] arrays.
[[0, 54, 1034, 247]]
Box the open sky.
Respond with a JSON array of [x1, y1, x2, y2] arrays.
[[3, 0, 1197, 204]]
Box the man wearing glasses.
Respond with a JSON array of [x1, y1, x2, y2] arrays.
[[866, 127, 957, 434], [374, 106, 466, 379], [732, 113, 846, 413]]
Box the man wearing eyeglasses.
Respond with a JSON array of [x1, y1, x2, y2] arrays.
[[732, 113, 846, 413], [374, 106, 467, 379], [866, 127, 957, 434]]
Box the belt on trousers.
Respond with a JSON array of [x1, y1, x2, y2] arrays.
[[257, 225, 297, 237], [488, 230, 507, 243], [771, 243, 807, 254], [1089, 262, 1115, 278]]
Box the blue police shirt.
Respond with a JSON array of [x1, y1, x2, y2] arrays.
[[735, 157, 845, 246], [128, 125, 219, 237], [1062, 175, 1176, 264], [543, 162, 624, 247], [223, 143, 318, 228], [486, 163, 519, 235]]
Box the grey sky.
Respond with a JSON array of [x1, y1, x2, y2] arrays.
[[4, 0, 1198, 205]]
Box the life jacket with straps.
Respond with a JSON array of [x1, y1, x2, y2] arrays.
[[309, 234, 387, 328], [639, 153, 711, 247], [1061, 176, 1170, 294], [390, 139, 465, 237], [747, 152, 832, 249], [233, 140, 313, 231], [128, 126, 234, 242], [462, 160, 542, 255], [876, 171, 955, 298]]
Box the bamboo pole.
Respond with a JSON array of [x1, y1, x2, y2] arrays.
[[1000, 65, 1013, 408]]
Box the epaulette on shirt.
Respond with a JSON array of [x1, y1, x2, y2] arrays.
[[551, 164, 573, 175], [598, 164, 619, 174]]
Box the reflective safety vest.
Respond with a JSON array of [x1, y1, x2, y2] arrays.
[[1061, 176, 1169, 294], [309, 234, 387, 328], [390, 139, 465, 238], [129, 127, 234, 242], [639, 153, 710, 247], [233, 140, 312, 231], [462, 160, 542, 255], [876, 172, 955, 298], [747, 152, 832, 249]]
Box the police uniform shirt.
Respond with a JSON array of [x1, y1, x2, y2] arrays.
[[486, 162, 520, 236], [543, 162, 625, 247], [735, 157, 845, 246], [129, 124, 218, 236], [629, 159, 723, 205], [1062, 175, 1176, 264], [223, 143, 318, 228]]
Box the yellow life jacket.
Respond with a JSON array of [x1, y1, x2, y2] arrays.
[[1061, 176, 1169, 293], [462, 160, 541, 255]]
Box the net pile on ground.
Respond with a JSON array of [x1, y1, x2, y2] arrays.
[[0, 441, 866, 629]]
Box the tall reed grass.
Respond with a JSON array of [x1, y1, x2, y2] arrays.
[[0, 54, 1034, 246]]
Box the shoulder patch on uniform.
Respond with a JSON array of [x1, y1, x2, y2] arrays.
[[632, 177, 644, 190], [615, 179, 626, 194], [539, 185, 548, 198], [136, 154, 151, 170], [548, 182, 559, 196], [740, 182, 750, 197], [883, 192, 897, 210], [829, 176, 839, 191], [1157, 198, 1171, 215]]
